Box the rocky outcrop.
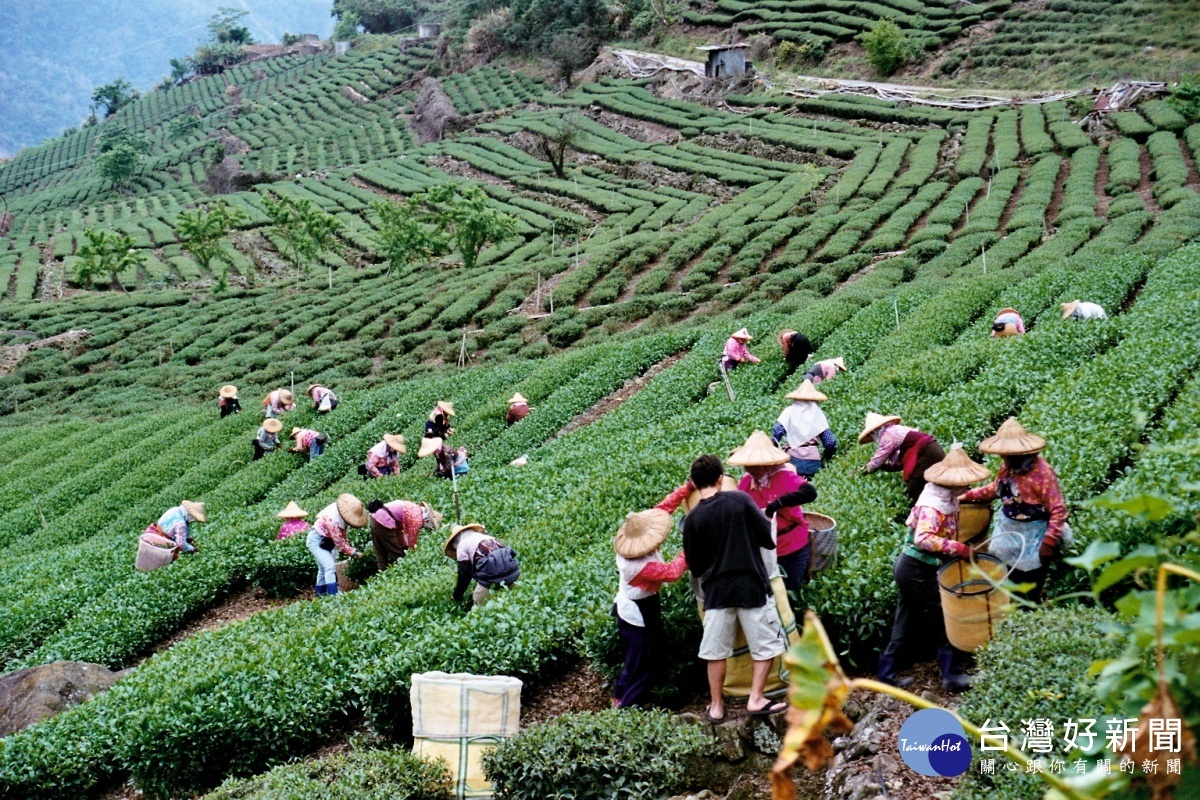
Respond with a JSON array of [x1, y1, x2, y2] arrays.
[[672, 711, 788, 800], [0, 661, 118, 736], [0, 329, 90, 376]]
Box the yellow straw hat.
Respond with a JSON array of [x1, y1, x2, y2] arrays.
[[730, 327, 753, 341], [728, 431, 790, 467], [291, 427, 304, 438], [277, 501, 308, 519], [508, 392, 528, 405], [614, 509, 673, 559], [445, 523, 486, 558], [279, 389, 295, 405], [827, 357, 847, 373], [996, 308, 1019, 318], [858, 413, 902, 445], [417, 437, 443, 458], [924, 445, 991, 487], [1060, 300, 1081, 320], [263, 418, 283, 434], [336, 494, 367, 528], [978, 417, 1046, 455], [785, 379, 828, 403], [437, 400, 456, 417], [382, 433, 407, 453], [219, 385, 238, 399], [181, 500, 206, 523], [306, 384, 325, 397], [421, 502, 444, 530]]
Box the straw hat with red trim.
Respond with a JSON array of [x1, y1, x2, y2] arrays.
[[858, 413, 902, 444], [336, 494, 367, 528], [728, 431, 790, 467], [263, 418, 283, 434], [181, 500, 206, 523], [785, 379, 828, 402], [924, 445, 991, 487], [1060, 300, 1081, 320], [614, 509, 673, 559], [508, 392, 528, 405], [730, 327, 753, 341], [277, 501, 308, 519], [219, 385, 238, 399], [383, 434, 407, 454], [445, 523, 486, 557], [417, 437, 442, 458], [977, 417, 1046, 455]]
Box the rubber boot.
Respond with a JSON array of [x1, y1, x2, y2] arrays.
[[325, 582, 339, 596], [314, 584, 326, 597], [938, 648, 973, 694], [876, 654, 916, 688]]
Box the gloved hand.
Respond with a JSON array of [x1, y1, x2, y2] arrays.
[[1038, 538, 1058, 560], [765, 499, 783, 517]]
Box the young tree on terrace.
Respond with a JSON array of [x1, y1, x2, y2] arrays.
[[859, 18, 908, 77], [547, 32, 599, 89], [91, 78, 136, 118], [260, 194, 344, 287], [177, 202, 248, 292], [537, 112, 584, 179], [420, 184, 518, 271], [370, 197, 441, 274], [93, 128, 149, 190], [75, 229, 145, 290]]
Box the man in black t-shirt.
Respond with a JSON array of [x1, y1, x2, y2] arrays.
[[682, 454, 787, 723]]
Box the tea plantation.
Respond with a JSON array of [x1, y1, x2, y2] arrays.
[[1, 28, 1199, 800]]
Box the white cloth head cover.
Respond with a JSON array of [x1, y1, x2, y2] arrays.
[[915, 482, 959, 516], [777, 401, 830, 448]]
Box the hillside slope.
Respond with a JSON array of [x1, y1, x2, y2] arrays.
[[1, 33, 1200, 799]]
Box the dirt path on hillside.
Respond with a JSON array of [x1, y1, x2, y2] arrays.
[[556, 351, 688, 438]]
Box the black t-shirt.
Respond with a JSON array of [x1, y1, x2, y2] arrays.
[[682, 490, 775, 611]]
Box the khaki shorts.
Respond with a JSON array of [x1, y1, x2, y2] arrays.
[[698, 601, 786, 661]]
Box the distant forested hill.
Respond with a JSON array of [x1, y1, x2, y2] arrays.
[[0, 0, 333, 158]]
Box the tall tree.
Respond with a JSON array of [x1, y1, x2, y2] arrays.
[[536, 112, 584, 178], [260, 194, 344, 287], [208, 8, 255, 44], [421, 184, 519, 271], [370, 197, 441, 274], [177, 202, 249, 291], [93, 128, 149, 190], [91, 78, 136, 118], [75, 229, 145, 290]]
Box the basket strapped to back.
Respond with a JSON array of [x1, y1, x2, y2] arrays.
[[695, 575, 800, 699], [136, 532, 177, 572], [955, 503, 992, 543], [937, 554, 1012, 652]]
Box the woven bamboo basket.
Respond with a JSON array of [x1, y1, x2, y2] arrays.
[[956, 503, 992, 543], [806, 512, 837, 574], [937, 553, 1011, 651]]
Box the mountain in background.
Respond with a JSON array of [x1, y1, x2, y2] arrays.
[[0, 0, 333, 158]]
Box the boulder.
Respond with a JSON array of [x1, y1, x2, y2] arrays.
[[0, 661, 118, 736]]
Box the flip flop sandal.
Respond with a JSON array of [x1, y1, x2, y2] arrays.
[[747, 700, 787, 717], [705, 706, 726, 724]]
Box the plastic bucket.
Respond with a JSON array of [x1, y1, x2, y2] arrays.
[[806, 512, 837, 574], [956, 503, 992, 543], [937, 553, 1011, 652]]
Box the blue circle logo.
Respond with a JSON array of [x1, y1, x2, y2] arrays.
[[896, 708, 972, 777]]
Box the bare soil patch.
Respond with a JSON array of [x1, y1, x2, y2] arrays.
[[556, 351, 688, 437], [1095, 150, 1112, 217], [521, 660, 613, 727], [1044, 156, 1069, 228], [1180, 137, 1200, 192], [997, 166, 1028, 232], [1136, 144, 1161, 217]]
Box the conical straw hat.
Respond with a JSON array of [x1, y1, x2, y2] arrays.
[[785, 379, 828, 402], [730, 327, 753, 341], [421, 502, 444, 530], [614, 509, 673, 559], [383, 433, 407, 454], [437, 400, 456, 417], [181, 500, 206, 523], [263, 418, 283, 434], [278, 390, 294, 405], [978, 417, 1046, 455], [219, 384, 238, 399], [996, 308, 1019, 318], [924, 445, 991, 486], [728, 431, 790, 467], [858, 413, 901, 444], [306, 384, 326, 397], [827, 357, 847, 372], [508, 392, 528, 405], [445, 523, 486, 557], [337, 494, 367, 528], [1060, 300, 1080, 320], [418, 437, 442, 458], [277, 501, 308, 519], [778, 329, 797, 349]]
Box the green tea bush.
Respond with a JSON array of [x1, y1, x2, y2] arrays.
[[482, 709, 708, 800], [202, 748, 453, 800]]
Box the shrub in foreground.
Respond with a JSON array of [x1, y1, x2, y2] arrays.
[[202, 748, 453, 800]]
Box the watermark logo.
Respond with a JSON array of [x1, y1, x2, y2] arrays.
[[897, 708, 972, 777]]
